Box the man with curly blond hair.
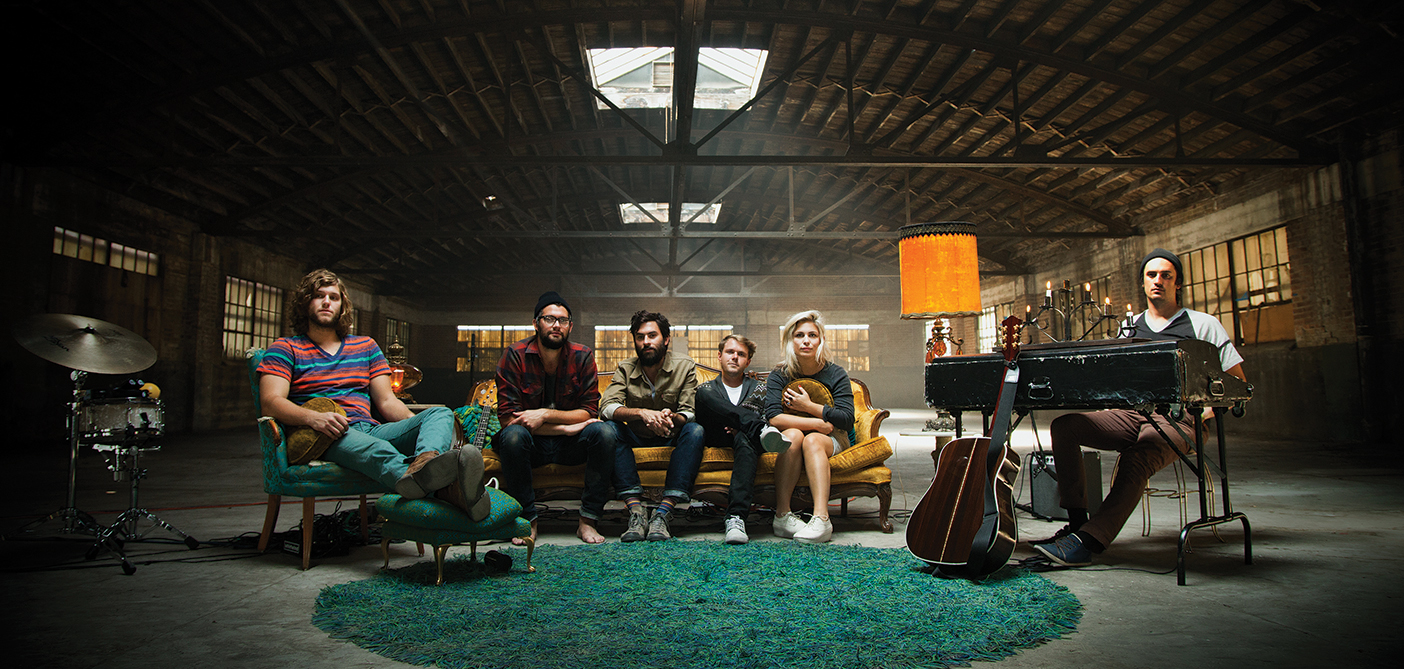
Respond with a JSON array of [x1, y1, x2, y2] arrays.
[[257, 269, 487, 518]]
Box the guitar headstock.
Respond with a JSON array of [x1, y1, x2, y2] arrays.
[[999, 315, 1023, 361], [470, 381, 496, 409]]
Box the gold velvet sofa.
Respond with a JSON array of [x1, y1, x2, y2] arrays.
[[472, 365, 895, 532]]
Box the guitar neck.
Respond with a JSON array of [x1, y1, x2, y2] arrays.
[[471, 401, 491, 449]]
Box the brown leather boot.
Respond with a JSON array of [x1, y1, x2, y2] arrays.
[[395, 450, 452, 499], [435, 480, 491, 520], [433, 448, 490, 520]]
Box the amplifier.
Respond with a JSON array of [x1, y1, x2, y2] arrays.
[[1028, 450, 1102, 520]]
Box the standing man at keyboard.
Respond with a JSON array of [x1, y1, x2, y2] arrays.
[[1031, 249, 1247, 566]]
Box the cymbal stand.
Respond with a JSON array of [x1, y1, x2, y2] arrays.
[[90, 439, 201, 559]]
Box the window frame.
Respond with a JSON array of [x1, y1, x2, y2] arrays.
[[1182, 225, 1292, 346], [457, 325, 535, 385], [53, 226, 159, 277], [978, 303, 1016, 353], [222, 276, 284, 359], [824, 324, 870, 372]]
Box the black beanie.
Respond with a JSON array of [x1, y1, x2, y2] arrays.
[[534, 291, 571, 318], [1138, 248, 1184, 284]]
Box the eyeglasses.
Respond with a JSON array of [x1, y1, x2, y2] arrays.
[[537, 316, 572, 326]]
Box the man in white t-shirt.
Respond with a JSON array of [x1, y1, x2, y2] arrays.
[[1032, 248, 1248, 566]]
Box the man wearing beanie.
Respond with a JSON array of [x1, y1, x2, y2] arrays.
[[493, 291, 615, 544], [1031, 248, 1247, 566]]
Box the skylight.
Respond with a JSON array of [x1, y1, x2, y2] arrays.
[[619, 202, 722, 225], [586, 47, 768, 110]]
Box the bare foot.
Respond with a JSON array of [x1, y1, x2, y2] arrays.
[[511, 519, 538, 546], [576, 518, 606, 544]]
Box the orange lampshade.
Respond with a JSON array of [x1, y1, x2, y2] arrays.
[[899, 222, 982, 319]]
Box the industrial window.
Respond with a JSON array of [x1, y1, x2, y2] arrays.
[[456, 326, 534, 384], [593, 326, 635, 374], [825, 325, 869, 372], [52, 226, 159, 276], [676, 325, 734, 367], [385, 318, 410, 352], [593, 325, 734, 373], [979, 303, 1016, 353], [652, 61, 674, 88], [222, 277, 283, 358], [1182, 226, 1292, 345], [586, 47, 768, 110], [619, 202, 721, 225]]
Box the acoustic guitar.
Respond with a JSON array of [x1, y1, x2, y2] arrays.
[[906, 316, 1024, 579]]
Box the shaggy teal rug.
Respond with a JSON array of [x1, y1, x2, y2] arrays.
[[313, 541, 1080, 669]]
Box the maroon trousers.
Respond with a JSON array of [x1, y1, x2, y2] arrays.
[[1050, 409, 1197, 548]]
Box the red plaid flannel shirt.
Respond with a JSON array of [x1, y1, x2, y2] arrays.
[[495, 336, 600, 423]]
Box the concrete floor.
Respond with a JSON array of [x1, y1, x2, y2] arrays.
[[4, 409, 1400, 668]]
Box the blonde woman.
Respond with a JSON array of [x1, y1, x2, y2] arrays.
[[762, 310, 855, 543]]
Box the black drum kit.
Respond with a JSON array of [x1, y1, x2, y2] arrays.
[[11, 314, 199, 574]]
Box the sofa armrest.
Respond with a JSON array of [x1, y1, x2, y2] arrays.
[[829, 435, 893, 473], [854, 408, 889, 443]]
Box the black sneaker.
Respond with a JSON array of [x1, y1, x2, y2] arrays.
[[646, 511, 672, 541], [1032, 534, 1093, 566], [621, 507, 649, 542], [1032, 524, 1076, 544]]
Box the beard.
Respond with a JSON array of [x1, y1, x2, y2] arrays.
[[311, 308, 340, 329], [536, 325, 568, 350], [637, 342, 668, 366]]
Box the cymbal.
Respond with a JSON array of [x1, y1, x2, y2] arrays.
[[13, 314, 157, 374]]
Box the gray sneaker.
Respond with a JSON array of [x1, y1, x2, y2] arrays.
[[723, 515, 748, 545], [646, 511, 672, 541], [621, 507, 649, 542]]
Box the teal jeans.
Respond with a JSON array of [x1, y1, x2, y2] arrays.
[[322, 406, 455, 490]]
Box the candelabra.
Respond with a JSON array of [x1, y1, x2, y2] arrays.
[[1023, 280, 1136, 342]]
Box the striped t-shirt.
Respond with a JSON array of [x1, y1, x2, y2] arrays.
[[257, 335, 391, 425]]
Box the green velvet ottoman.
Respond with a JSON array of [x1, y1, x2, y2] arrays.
[[375, 487, 535, 585]]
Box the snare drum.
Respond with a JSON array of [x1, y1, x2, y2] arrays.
[[78, 398, 164, 444]]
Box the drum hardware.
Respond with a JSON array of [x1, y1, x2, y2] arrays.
[[9, 314, 198, 575], [89, 437, 200, 555]]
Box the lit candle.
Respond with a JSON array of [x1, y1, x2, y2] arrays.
[[1084, 282, 1092, 301], [1126, 303, 1133, 320], [1044, 280, 1052, 306], [1025, 304, 1032, 314]]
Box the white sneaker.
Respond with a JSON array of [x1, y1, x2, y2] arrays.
[[760, 426, 789, 453], [724, 515, 749, 544], [794, 515, 833, 544], [772, 511, 807, 538]]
